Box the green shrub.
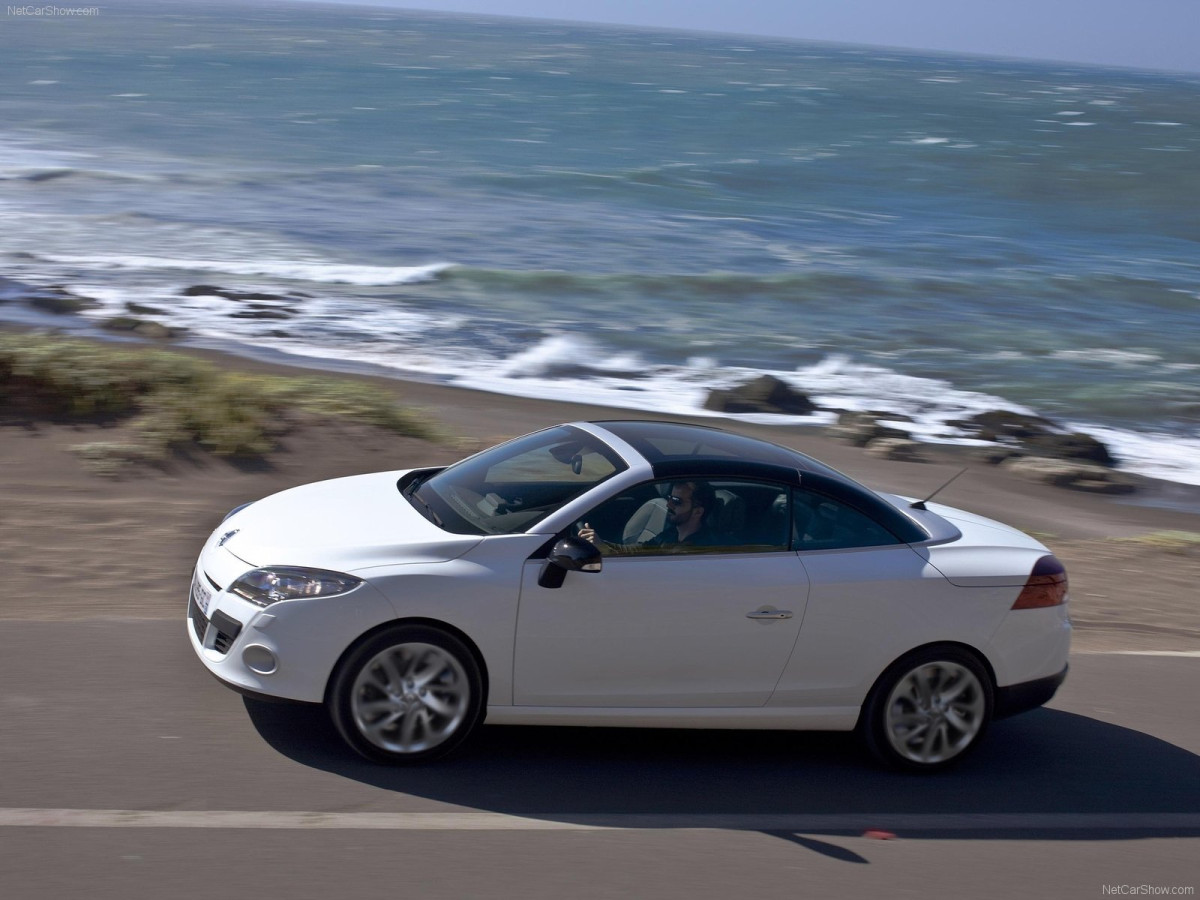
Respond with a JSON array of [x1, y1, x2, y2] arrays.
[[0, 331, 208, 415], [1, 332, 439, 465]]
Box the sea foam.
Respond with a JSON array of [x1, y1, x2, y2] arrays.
[[41, 254, 454, 286]]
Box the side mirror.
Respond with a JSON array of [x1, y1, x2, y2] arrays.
[[538, 536, 602, 589]]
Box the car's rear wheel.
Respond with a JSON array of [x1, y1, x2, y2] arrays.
[[859, 646, 993, 772], [329, 625, 483, 764]]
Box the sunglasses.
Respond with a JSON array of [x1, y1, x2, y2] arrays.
[[666, 494, 689, 505]]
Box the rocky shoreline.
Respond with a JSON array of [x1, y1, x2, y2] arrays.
[[0, 274, 1174, 497], [0, 275, 310, 339], [705, 374, 1137, 495]]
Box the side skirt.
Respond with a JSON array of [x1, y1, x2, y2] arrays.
[[485, 706, 860, 731]]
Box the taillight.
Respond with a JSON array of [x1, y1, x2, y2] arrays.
[[1012, 555, 1068, 609]]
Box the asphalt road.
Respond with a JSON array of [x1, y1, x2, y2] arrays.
[[1, 619, 1197, 900]]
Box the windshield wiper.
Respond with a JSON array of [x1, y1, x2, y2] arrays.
[[404, 480, 443, 527], [414, 493, 443, 527]]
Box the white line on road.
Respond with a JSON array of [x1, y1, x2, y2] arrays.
[[1, 809, 1198, 832], [1073, 650, 1200, 657]]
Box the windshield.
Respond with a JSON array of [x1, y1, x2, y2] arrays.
[[407, 426, 627, 535]]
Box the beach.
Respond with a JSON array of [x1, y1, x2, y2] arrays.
[[1, 333, 1197, 654]]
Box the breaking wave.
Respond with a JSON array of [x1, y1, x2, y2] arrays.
[[38, 254, 454, 286]]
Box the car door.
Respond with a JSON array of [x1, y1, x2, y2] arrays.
[[513, 478, 809, 708], [769, 486, 954, 709]]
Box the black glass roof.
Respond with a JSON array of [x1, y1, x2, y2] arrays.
[[594, 421, 843, 478]]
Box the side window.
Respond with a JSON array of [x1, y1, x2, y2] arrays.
[[791, 487, 903, 551], [578, 478, 791, 556]]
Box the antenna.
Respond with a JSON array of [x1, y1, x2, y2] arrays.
[[910, 467, 968, 510]]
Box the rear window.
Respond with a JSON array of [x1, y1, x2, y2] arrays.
[[793, 487, 906, 551]]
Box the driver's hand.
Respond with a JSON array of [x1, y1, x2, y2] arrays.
[[578, 522, 597, 544]]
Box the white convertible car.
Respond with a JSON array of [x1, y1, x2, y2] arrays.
[[188, 420, 1070, 771]]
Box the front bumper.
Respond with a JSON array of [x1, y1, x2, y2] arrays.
[[187, 559, 398, 703]]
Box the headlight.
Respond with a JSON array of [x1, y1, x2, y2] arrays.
[[229, 567, 363, 607]]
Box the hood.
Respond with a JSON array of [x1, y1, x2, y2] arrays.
[[212, 470, 482, 573]]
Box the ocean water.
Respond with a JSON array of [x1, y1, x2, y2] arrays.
[[2, 1, 1199, 482]]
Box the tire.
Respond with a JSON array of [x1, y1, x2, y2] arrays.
[[859, 646, 993, 772], [329, 625, 484, 764]]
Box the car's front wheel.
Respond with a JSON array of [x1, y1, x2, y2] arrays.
[[859, 646, 993, 772], [329, 625, 484, 764]]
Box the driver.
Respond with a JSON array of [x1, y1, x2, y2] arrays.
[[579, 480, 719, 553]]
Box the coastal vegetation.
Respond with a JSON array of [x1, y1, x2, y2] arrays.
[[0, 332, 438, 472], [1118, 531, 1200, 554]]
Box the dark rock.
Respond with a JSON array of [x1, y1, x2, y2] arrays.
[[27, 288, 97, 314], [952, 409, 1116, 467], [100, 316, 142, 331], [828, 412, 909, 447], [229, 309, 293, 320], [133, 321, 176, 339], [181, 284, 226, 297], [181, 285, 295, 303], [1024, 431, 1116, 467], [1003, 457, 1136, 494], [704, 375, 817, 415], [100, 317, 181, 339], [125, 302, 163, 315], [950, 410, 1058, 442], [703, 391, 744, 412]]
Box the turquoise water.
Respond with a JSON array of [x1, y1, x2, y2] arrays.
[[2, 1, 1198, 481]]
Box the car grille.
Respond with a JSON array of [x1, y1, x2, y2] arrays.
[[190, 600, 208, 644], [189, 584, 243, 656], [210, 609, 242, 654]]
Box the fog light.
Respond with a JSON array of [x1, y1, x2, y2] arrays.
[[242, 644, 278, 675]]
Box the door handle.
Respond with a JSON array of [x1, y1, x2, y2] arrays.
[[746, 608, 793, 620]]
